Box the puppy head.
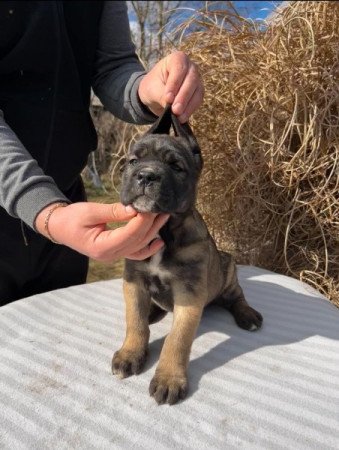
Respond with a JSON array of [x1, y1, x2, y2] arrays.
[[120, 106, 203, 214]]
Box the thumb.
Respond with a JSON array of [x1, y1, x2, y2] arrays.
[[110, 203, 137, 222], [85, 202, 137, 224]]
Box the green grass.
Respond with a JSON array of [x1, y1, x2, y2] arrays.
[[84, 177, 125, 283]]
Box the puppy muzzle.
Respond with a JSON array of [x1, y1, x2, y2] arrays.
[[137, 169, 160, 187]]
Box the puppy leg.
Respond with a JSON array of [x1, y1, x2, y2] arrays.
[[224, 284, 263, 331], [149, 301, 203, 405], [112, 280, 150, 378], [216, 252, 263, 331]]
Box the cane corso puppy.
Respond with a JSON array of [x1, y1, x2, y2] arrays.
[[112, 105, 263, 404]]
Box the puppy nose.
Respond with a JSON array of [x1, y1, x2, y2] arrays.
[[137, 169, 159, 186]]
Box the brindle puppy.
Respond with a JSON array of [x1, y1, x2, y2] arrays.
[[112, 106, 263, 405]]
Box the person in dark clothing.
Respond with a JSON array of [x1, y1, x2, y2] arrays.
[[0, 1, 204, 304]]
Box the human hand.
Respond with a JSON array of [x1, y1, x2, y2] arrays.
[[138, 51, 204, 123], [35, 202, 169, 262]]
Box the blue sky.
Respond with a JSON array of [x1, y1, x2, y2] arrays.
[[128, 2, 283, 33], [184, 1, 283, 20], [127, 1, 284, 56], [232, 1, 282, 20]]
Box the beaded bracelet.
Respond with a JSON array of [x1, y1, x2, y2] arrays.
[[44, 203, 67, 244]]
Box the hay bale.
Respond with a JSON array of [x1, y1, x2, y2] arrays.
[[177, 1, 339, 305]]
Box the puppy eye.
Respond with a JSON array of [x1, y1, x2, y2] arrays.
[[170, 162, 185, 172], [128, 158, 138, 166]]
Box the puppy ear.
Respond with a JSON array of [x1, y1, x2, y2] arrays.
[[171, 114, 204, 171], [146, 104, 172, 135]]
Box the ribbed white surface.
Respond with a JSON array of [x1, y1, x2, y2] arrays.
[[0, 266, 338, 449]]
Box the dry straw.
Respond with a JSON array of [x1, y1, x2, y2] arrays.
[[174, 1, 338, 305], [114, 1, 339, 305]]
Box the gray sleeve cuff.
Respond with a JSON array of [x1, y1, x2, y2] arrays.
[[14, 182, 70, 230], [125, 72, 158, 124]]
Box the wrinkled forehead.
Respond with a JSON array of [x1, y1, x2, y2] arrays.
[[130, 135, 192, 163]]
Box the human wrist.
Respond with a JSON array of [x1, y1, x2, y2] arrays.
[[35, 202, 68, 242], [12, 181, 69, 230], [137, 75, 161, 119]]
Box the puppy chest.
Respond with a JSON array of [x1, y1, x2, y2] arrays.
[[147, 275, 174, 312], [144, 250, 173, 311]]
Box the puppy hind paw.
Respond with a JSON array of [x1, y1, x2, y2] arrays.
[[112, 349, 148, 378], [232, 304, 263, 331]]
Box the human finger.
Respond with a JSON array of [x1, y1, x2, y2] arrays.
[[126, 238, 165, 261], [118, 212, 169, 247], [82, 202, 137, 225], [177, 84, 204, 123], [91, 213, 169, 259], [163, 51, 190, 105], [138, 213, 170, 245], [171, 62, 203, 118]]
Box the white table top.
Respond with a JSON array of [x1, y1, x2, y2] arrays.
[[0, 266, 338, 449]]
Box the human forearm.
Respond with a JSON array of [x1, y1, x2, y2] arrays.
[[0, 110, 69, 229], [92, 0, 156, 124]]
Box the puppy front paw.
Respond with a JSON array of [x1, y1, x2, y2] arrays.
[[149, 372, 188, 405], [112, 348, 148, 379]]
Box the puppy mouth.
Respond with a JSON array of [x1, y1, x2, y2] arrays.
[[130, 195, 165, 213], [130, 196, 190, 215]]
